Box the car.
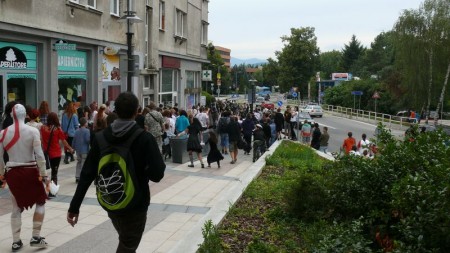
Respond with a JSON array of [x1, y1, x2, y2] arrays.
[[297, 112, 315, 125], [261, 102, 275, 110], [301, 105, 323, 117], [256, 96, 265, 103]]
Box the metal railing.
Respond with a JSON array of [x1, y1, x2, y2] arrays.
[[322, 105, 418, 130]]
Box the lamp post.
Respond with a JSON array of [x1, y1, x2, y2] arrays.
[[249, 78, 257, 112], [118, 0, 142, 92]]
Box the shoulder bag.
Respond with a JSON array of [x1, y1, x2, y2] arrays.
[[44, 126, 55, 170]]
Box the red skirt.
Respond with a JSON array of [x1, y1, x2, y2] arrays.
[[6, 165, 47, 211]]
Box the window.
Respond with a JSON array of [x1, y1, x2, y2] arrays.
[[159, 1, 165, 30], [175, 9, 186, 37], [161, 69, 174, 92], [201, 21, 208, 45], [110, 0, 119, 16], [186, 71, 195, 89], [143, 96, 150, 107], [87, 0, 96, 8]]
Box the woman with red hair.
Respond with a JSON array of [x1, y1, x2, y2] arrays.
[[41, 112, 74, 192]]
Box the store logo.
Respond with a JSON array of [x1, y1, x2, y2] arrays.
[[0, 46, 27, 69]]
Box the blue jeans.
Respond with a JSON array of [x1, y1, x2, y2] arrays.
[[319, 146, 328, 154], [220, 133, 229, 149]]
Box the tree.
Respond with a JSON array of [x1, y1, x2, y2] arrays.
[[319, 50, 343, 80], [203, 43, 232, 95], [276, 27, 320, 95], [393, 0, 450, 115], [261, 58, 279, 87], [340, 35, 365, 73]]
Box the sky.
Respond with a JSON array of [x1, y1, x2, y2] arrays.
[[208, 0, 424, 60]]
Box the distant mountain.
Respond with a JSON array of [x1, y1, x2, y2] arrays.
[[231, 57, 267, 66]]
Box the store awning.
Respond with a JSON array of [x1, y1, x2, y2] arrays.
[[7, 73, 37, 80], [58, 74, 87, 80]]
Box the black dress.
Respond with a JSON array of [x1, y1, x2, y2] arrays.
[[207, 139, 224, 164], [187, 125, 203, 153]]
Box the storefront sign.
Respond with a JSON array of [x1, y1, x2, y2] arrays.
[[0, 46, 28, 69], [0, 42, 37, 70], [55, 43, 77, 51], [162, 56, 180, 69], [58, 50, 87, 72]]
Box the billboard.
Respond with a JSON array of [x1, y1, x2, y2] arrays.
[[331, 73, 352, 81]]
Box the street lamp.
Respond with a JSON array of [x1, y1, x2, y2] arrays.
[[249, 78, 257, 112], [118, 0, 142, 92]]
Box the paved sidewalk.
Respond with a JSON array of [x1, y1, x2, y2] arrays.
[[0, 141, 278, 253]]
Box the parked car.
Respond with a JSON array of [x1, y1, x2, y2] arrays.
[[261, 102, 275, 110], [301, 105, 323, 117]]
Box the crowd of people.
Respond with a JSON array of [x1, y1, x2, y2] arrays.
[[0, 95, 383, 251]]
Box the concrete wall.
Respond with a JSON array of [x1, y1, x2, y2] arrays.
[[0, 0, 127, 45]]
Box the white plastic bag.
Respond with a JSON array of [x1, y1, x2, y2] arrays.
[[49, 180, 60, 195]]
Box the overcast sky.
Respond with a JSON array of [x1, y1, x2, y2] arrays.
[[208, 0, 424, 60]]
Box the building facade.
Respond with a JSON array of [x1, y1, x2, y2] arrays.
[[138, 0, 209, 109], [214, 46, 231, 69], [0, 0, 209, 114]]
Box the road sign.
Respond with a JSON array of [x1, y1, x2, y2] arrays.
[[372, 91, 380, 99], [217, 79, 221, 86], [277, 101, 283, 107], [292, 92, 298, 98], [351, 91, 363, 96]]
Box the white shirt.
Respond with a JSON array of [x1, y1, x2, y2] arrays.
[[358, 139, 371, 154], [196, 112, 209, 128]]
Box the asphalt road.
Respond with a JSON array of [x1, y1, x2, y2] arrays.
[[306, 115, 405, 154]]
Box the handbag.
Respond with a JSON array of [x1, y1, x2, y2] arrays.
[[237, 137, 247, 150], [44, 126, 55, 170], [64, 115, 73, 139]]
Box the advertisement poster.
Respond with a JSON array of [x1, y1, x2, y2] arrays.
[[102, 54, 120, 82]]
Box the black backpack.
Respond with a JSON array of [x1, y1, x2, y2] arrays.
[[218, 117, 229, 133], [95, 128, 144, 212]]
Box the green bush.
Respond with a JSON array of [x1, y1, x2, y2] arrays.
[[312, 219, 374, 253], [285, 173, 330, 221]]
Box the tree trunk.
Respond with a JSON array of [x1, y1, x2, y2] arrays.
[[434, 62, 450, 126], [426, 49, 433, 123]]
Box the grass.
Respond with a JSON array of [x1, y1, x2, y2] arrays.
[[204, 141, 329, 252]]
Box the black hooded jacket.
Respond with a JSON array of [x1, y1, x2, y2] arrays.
[[69, 124, 165, 214]]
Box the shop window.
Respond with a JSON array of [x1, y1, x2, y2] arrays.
[[160, 93, 172, 107], [58, 76, 86, 110], [6, 75, 37, 107]]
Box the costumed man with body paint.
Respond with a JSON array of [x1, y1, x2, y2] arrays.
[[0, 104, 49, 251]]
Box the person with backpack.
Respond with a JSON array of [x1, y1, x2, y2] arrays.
[[217, 111, 231, 154], [67, 92, 165, 253]]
